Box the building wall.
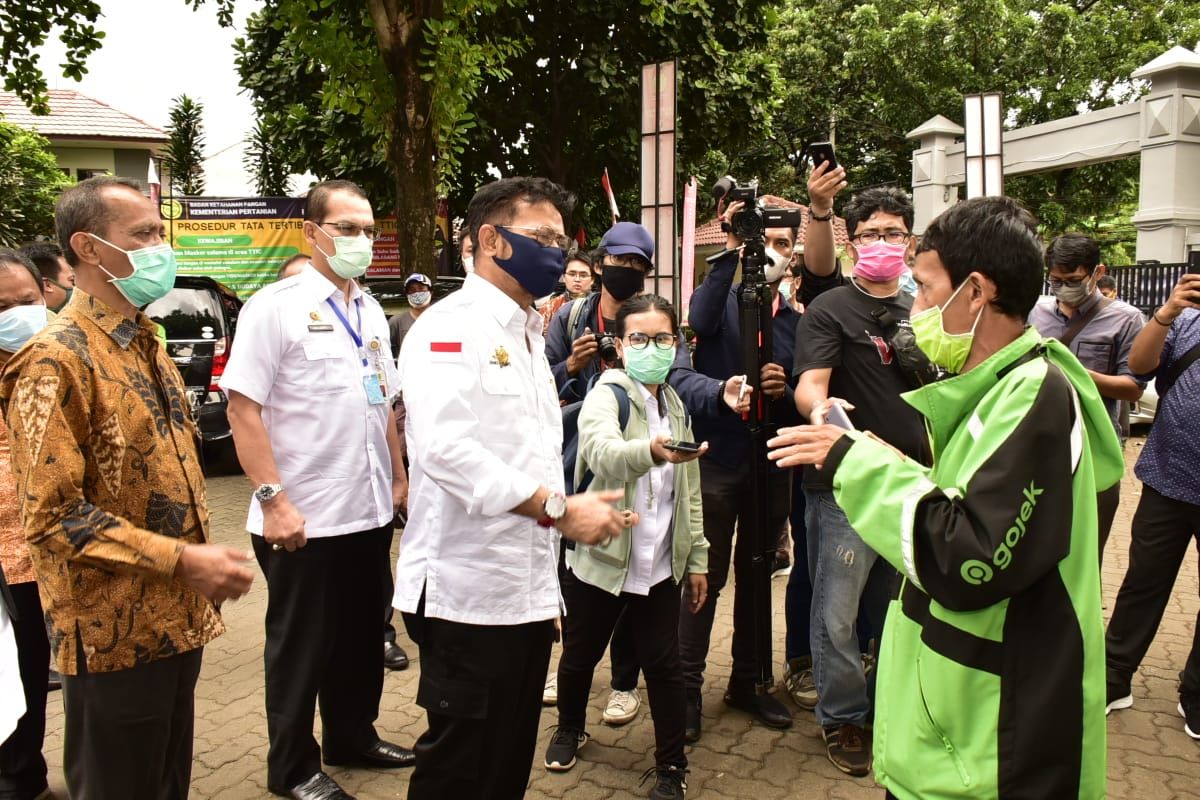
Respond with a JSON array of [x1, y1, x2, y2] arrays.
[[113, 148, 152, 182], [52, 146, 114, 179]]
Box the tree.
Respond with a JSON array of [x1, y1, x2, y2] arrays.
[[243, 117, 292, 196], [164, 94, 207, 196], [0, 120, 72, 246], [0, 2, 105, 115]]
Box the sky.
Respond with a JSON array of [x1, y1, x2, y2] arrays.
[[38, 0, 266, 196]]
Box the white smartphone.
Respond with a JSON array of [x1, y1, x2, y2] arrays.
[[825, 404, 855, 430]]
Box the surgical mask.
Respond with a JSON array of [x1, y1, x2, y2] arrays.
[[601, 265, 644, 301], [409, 290, 431, 307], [764, 247, 790, 283], [623, 341, 674, 385], [312, 229, 373, 279], [87, 233, 178, 307], [910, 280, 982, 374], [0, 304, 48, 353], [462, 255, 474, 273], [47, 280, 73, 312], [780, 280, 793, 300], [1051, 276, 1094, 308], [853, 241, 909, 282], [494, 226, 565, 297]]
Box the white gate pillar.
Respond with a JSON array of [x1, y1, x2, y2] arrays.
[[907, 115, 964, 235]]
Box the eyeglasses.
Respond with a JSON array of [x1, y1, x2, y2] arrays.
[[1047, 276, 1090, 290], [565, 270, 592, 279], [851, 229, 911, 245], [499, 225, 573, 251], [317, 221, 383, 240], [626, 332, 676, 350]]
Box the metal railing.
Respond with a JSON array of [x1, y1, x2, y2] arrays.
[[1106, 258, 1196, 315]]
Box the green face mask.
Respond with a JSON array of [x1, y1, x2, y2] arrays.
[[622, 340, 675, 385], [910, 280, 982, 374]]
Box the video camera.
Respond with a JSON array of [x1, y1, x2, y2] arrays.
[[712, 176, 804, 243]]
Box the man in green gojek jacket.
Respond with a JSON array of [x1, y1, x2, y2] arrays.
[[769, 196, 1124, 799]]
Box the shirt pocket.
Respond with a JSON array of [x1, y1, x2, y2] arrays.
[[1075, 339, 1114, 373], [479, 364, 526, 441], [301, 339, 354, 394]]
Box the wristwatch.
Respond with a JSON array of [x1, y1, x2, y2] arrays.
[[809, 206, 834, 222], [537, 491, 568, 528], [254, 483, 285, 504]]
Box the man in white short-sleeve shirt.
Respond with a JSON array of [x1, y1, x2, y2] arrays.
[[222, 180, 414, 800], [394, 177, 627, 800]]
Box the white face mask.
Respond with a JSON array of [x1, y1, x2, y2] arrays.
[[462, 255, 474, 273], [409, 290, 431, 308], [764, 247, 790, 283]]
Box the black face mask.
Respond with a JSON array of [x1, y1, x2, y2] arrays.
[[601, 265, 644, 301]]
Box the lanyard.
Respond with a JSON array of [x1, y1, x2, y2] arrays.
[[325, 297, 367, 366]]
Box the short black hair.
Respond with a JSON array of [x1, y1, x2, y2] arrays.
[[916, 196, 1042, 320], [1045, 233, 1101, 273], [1096, 275, 1117, 291], [55, 176, 145, 267], [566, 249, 593, 269], [277, 253, 310, 280], [304, 180, 369, 222], [464, 177, 575, 256], [843, 186, 914, 237], [20, 241, 68, 282], [614, 294, 678, 337], [0, 248, 45, 293]]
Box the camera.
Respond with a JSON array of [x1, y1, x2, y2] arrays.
[[594, 332, 621, 365], [711, 176, 804, 242]]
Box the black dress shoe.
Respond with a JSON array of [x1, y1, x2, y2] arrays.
[[324, 739, 416, 769], [724, 687, 793, 729], [383, 641, 409, 671], [285, 772, 356, 800], [684, 695, 702, 743]]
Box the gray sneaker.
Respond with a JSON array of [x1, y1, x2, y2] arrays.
[[783, 657, 818, 710], [823, 723, 871, 777]]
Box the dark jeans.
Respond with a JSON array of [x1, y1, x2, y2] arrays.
[[557, 539, 639, 691], [62, 649, 203, 800], [785, 483, 811, 662], [557, 571, 686, 769], [679, 460, 790, 693], [253, 526, 393, 791], [0, 583, 49, 800], [1097, 483, 1121, 571], [402, 602, 554, 800], [1106, 484, 1200, 696]]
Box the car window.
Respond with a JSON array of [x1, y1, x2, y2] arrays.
[[146, 287, 226, 341]]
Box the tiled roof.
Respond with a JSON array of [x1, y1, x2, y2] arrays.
[[694, 194, 849, 248], [0, 89, 167, 143]]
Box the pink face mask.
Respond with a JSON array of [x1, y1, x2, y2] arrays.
[[853, 241, 908, 282]]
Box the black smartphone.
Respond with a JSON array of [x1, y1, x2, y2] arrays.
[[808, 141, 839, 173], [664, 440, 702, 454]]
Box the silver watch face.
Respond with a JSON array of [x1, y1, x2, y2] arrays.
[[545, 492, 568, 519], [255, 484, 281, 502]]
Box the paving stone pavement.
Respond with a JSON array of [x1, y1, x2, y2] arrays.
[[38, 438, 1200, 798]]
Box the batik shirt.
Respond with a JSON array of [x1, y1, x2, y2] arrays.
[[0, 291, 223, 675]]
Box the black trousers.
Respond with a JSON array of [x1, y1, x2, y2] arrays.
[[557, 539, 639, 691], [679, 460, 791, 692], [402, 602, 554, 800], [62, 648, 203, 800], [557, 571, 687, 769], [1106, 484, 1200, 696], [1096, 483, 1121, 570], [253, 525, 393, 791], [0, 582, 49, 799]]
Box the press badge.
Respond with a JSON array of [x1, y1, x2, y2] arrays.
[[363, 372, 387, 405]]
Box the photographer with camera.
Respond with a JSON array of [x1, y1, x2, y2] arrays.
[[679, 190, 804, 740]]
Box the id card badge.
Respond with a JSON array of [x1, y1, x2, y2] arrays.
[[363, 372, 387, 405]]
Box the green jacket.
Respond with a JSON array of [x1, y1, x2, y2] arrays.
[[566, 369, 708, 595], [826, 328, 1123, 800]]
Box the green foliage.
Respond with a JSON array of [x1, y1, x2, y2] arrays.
[[0, 2, 105, 115], [164, 94, 207, 196], [243, 117, 292, 196], [0, 120, 72, 246]]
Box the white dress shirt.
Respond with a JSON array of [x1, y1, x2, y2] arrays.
[[393, 273, 564, 626], [618, 384, 675, 595], [219, 264, 399, 537], [0, 599, 23, 743]]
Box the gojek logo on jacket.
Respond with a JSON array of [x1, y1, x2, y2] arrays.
[[960, 481, 1045, 585]]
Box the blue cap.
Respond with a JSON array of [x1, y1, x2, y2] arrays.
[[404, 272, 432, 287], [599, 222, 654, 269]]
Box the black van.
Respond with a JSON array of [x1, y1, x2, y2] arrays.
[[145, 275, 243, 474]]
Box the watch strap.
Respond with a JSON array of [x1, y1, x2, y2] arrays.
[[809, 207, 834, 222]]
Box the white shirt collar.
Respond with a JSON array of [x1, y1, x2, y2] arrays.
[[464, 272, 540, 335], [299, 261, 363, 305]]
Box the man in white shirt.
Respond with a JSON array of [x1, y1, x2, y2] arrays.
[[395, 177, 627, 800], [223, 180, 414, 800]]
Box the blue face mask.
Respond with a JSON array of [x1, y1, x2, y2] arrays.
[[0, 304, 48, 353], [493, 227, 565, 298]]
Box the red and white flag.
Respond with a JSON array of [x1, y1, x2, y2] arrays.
[[601, 168, 619, 224], [148, 157, 161, 209]]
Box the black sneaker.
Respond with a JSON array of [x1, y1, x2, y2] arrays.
[[1179, 692, 1200, 740], [823, 723, 871, 777], [684, 694, 702, 743], [1106, 682, 1133, 716], [544, 727, 588, 772], [640, 765, 688, 799]]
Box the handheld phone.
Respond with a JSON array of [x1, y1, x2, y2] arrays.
[[825, 404, 855, 430], [808, 141, 839, 173], [664, 440, 702, 454]]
